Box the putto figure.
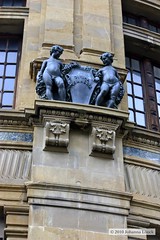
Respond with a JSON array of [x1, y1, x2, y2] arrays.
[[36, 46, 124, 108], [95, 52, 124, 108], [36, 45, 66, 101]]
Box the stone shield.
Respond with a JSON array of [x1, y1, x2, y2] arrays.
[[64, 64, 98, 104]]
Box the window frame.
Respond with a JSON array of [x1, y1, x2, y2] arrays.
[[0, 34, 22, 109], [126, 54, 160, 131]]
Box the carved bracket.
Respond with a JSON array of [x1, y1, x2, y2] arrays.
[[90, 127, 116, 158], [44, 121, 70, 152]]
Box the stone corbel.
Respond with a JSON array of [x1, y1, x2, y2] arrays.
[[90, 127, 116, 158], [44, 121, 70, 152]]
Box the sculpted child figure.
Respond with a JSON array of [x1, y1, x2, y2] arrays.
[[37, 45, 66, 101], [95, 52, 121, 108]]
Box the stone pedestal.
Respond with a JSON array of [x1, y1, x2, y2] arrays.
[[27, 100, 131, 239]]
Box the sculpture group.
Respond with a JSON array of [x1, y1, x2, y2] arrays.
[[36, 45, 124, 108]]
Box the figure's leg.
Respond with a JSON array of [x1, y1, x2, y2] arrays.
[[107, 82, 121, 108], [55, 77, 66, 101], [43, 72, 54, 100], [95, 83, 110, 106]]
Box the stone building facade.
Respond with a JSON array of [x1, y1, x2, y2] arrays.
[[0, 0, 159, 239]]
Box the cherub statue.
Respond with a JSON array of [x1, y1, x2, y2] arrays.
[[95, 52, 124, 108], [36, 45, 66, 101]]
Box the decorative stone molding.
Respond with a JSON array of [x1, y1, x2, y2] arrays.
[[0, 150, 32, 182], [0, 110, 32, 127], [0, 185, 27, 204], [26, 182, 132, 216], [0, 110, 33, 149], [90, 127, 116, 157], [44, 121, 70, 152], [32, 100, 127, 127], [124, 162, 160, 198], [123, 125, 160, 152], [4, 205, 29, 240]]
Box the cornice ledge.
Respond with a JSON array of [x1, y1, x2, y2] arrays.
[[30, 99, 129, 123], [0, 109, 32, 128], [124, 156, 160, 170], [4, 205, 29, 213], [0, 7, 29, 13], [26, 181, 132, 201], [127, 216, 150, 228], [134, 0, 160, 9], [0, 184, 26, 192], [123, 24, 160, 48], [123, 125, 160, 152], [131, 198, 160, 212]]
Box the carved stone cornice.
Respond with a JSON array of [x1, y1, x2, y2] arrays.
[[26, 182, 132, 216], [0, 7, 29, 17], [0, 110, 32, 129], [29, 100, 128, 155], [0, 110, 33, 149], [123, 126, 160, 152], [30, 100, 128, 128]]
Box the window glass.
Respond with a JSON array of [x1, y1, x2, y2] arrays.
[[154, 67, 160, 78], [5, 65, 16, 77], [127, 82, 132, 94], [4, 78, 15, 91], [133, 85, 143, 97], [132, 72, 142, 84], [0, 52, 6, 63], [2, 0, 12, 6], [155, 79, 160, 89], [123, 15, 127, 23], [0, 65, 4, 76], [135, 98, 144, 111], [0, 78, 2, 90], [8, 39, 19, 50], [128, 17, 136, 25], [2, 92, 14, 105], [126, 57, 160, 130], [126, 71, 131, 81], [0, 0, 26, 6], [125, 57, 130, 68], [0, 39, 7, 49], [156, 92, 160, 104], [149, 24, 157, 32], [136, 112, 146, 126], [128, 96, 133, 108], [153, 66, 160, 124], [7, 52, 17, 63], [126, 56, 146, 128], [158, 105, 160, 117], [14, 0, 24, 6], [131, 59, 140, 71], [129, 110, 134, 122]]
